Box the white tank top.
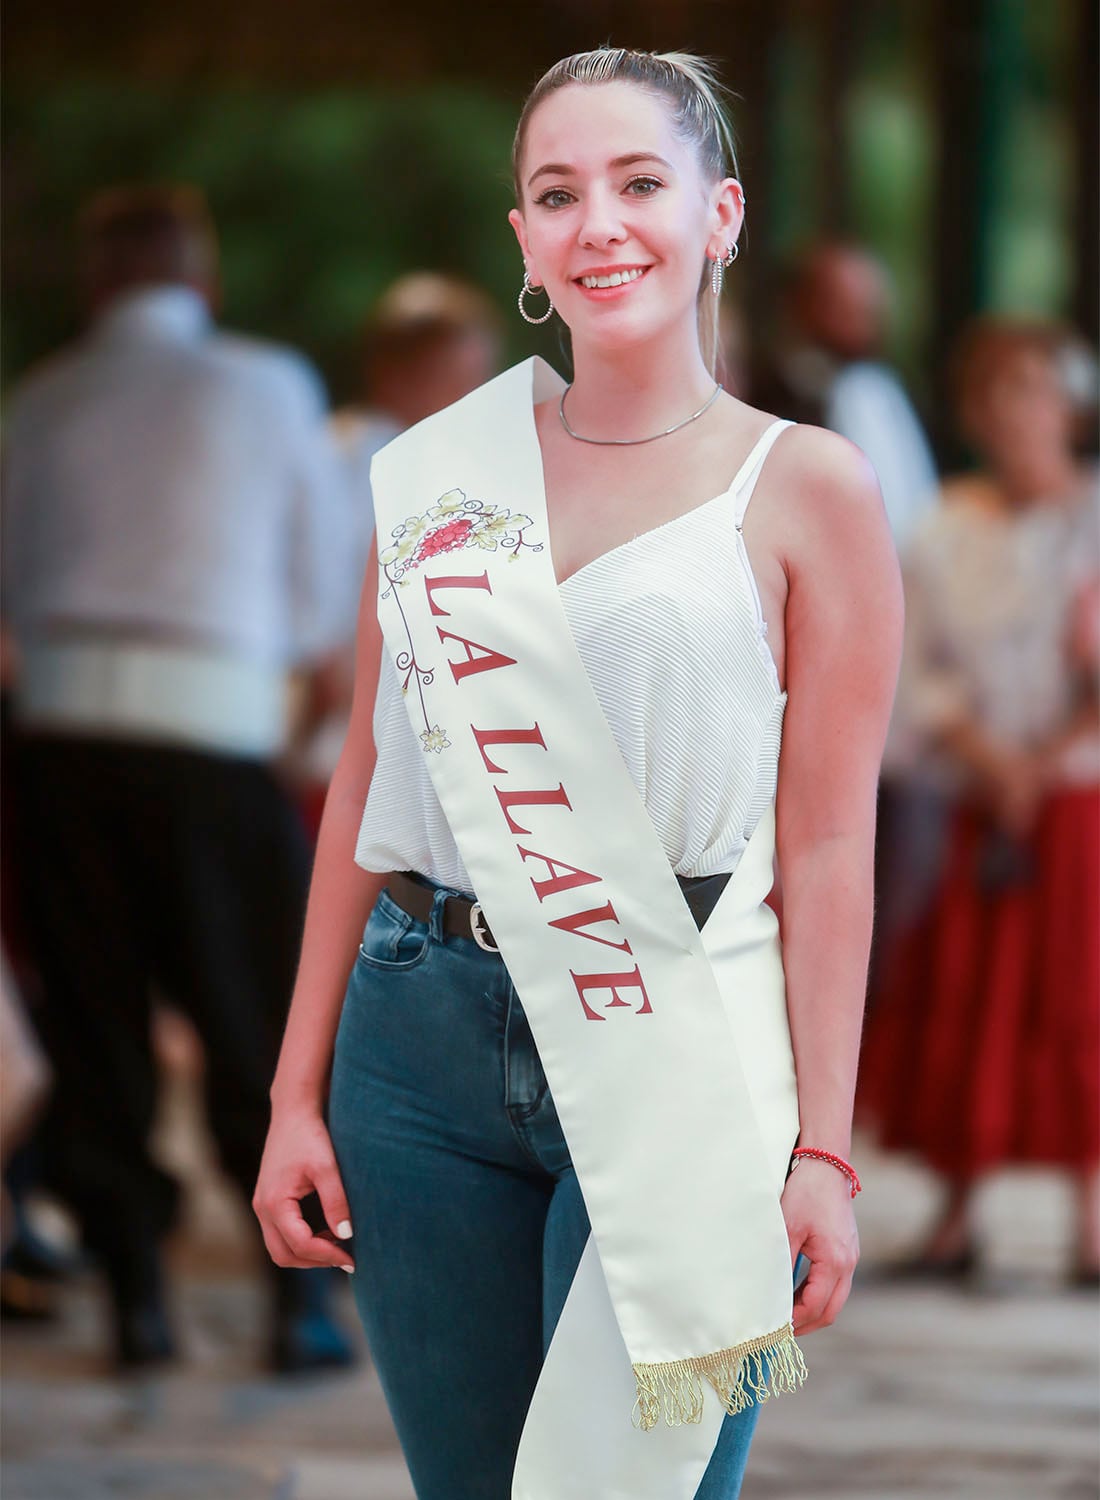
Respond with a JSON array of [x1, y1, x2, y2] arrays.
[[354, 419, 793, 894]]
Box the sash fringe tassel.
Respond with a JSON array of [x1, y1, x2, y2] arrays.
[[631, 1324, 807, 1430]]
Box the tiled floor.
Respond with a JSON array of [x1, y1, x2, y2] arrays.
[[3, 1045, 1097, 1500], [4, 1262, 1097, 1499]]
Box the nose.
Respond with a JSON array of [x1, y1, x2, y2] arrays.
[[577, 184, 627, 250]]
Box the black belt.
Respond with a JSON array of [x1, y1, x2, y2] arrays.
[[385, 868, 731, 954]]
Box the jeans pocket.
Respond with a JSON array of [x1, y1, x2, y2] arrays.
[[356, 890, 432, 972]]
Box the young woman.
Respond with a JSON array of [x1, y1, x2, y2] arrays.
[[253, 48, 902, 1500], [860, 319, 1099, 1284]]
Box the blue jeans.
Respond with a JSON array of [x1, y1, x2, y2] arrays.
[[329, 882, 786, 1500]]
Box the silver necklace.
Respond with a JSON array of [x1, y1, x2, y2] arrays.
[[558, 382, 723, 446]]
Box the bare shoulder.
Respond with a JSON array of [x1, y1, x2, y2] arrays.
[[771, 423, 884, 521], [749, 421, 892, 573]]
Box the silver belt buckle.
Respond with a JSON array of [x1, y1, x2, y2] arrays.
[[469, 901, 498, 953]]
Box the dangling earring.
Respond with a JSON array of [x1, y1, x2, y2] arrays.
[[710, 251, 725, 298], [711, 242, 740, 297], [518, 269, 553, 325]]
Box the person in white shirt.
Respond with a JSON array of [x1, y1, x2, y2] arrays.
[[751, 242, 938, 554], [752, 243, 942, 987], [2, 184, 355, 1372]]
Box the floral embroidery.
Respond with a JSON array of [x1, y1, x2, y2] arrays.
[[380, 489, 542, 750]]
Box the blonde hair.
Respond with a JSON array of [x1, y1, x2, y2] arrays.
[[512, 48, 741, 373]]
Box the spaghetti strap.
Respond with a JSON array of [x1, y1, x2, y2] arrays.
[[729, 419, 795, 530]]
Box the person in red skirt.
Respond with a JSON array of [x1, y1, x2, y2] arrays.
[[860, 318, 1099, 1284]]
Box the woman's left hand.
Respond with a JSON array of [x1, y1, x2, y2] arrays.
[[781, 1158, 860, 1335]]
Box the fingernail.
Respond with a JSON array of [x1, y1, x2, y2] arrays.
[[340, 1264, 354, 1274], [335, 1220, 353, 1240]]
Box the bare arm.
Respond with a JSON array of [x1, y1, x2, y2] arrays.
[[254, 539, 387, 1269], [773, 429, 904, 1330]]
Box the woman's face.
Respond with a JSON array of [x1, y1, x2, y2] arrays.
[[509, 82, 742, 355], [966, 347, 1073, 463]]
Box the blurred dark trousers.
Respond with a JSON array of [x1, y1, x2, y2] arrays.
[[867, 776, 949, 1011], [11, 732, 310, 1267]]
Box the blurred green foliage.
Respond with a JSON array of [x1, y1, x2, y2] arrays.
[[2, 5, 1080, 412], [2, 84, 540, 400]]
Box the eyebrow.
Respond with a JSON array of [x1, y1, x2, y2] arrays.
[[526, 152, 674, 188]]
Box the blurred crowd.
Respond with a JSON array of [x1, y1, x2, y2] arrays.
[[1, 183, 1096, 1376]]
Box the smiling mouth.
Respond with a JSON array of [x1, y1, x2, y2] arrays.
[[576, 267, 649, 290]]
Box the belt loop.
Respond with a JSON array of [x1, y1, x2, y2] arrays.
[[428, 886, 449, 944]]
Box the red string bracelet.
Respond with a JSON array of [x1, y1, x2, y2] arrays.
[[788, 1147, 862, 1198]]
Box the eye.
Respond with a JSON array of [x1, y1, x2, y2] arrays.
[[624, 176, 663, 197], [533, 187, 574, 209]]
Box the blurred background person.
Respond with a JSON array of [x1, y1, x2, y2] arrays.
[[294, 272, 504, 834], [1, 184, 357, 1371], [751, 240, 939, 554], [751, 239, 944, 990], [858, 318, 1100, 1286], [330, 270, 504, 565]]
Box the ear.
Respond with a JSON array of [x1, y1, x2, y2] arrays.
[[508, 208, 539, 286], [708, 178, 746, 259]]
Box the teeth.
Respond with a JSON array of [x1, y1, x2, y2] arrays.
[[580, 268, 646, 289]]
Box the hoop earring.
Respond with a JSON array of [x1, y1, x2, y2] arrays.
[[518, 270, 553, 325], [725, 242, 740, 266]]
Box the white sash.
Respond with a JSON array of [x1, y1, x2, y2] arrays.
[[371, 358, 804, 1499]]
